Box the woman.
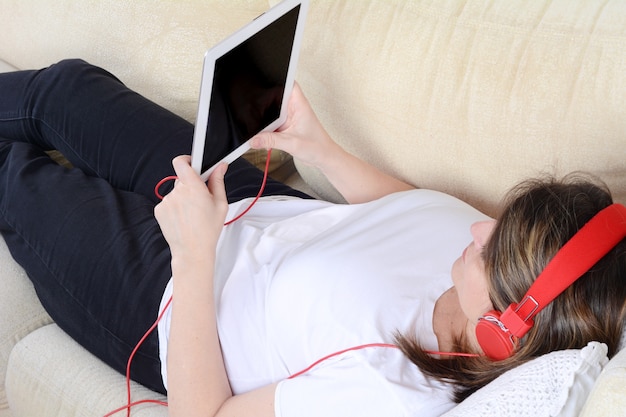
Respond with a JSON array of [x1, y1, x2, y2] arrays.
[[0, 60, 624, 417]]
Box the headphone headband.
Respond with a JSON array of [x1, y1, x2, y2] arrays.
[[476, 203, 626, 360]]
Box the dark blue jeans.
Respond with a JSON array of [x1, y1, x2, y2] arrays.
[[0, 59, 310, 394]]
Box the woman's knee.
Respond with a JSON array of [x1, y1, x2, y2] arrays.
[[42, 59, 123, 87]]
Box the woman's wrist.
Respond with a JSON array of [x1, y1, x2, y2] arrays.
[[171, 252, 215, 285], [316, 146, 349, 179], [311, 135, 348, 174]]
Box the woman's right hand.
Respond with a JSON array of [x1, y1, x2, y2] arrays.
[[250, 83, 341, 172]]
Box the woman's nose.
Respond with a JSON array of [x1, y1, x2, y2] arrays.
[[470, 220, 496, 248]]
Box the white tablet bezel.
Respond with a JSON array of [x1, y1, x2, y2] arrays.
[[190, 0, 308, 182]]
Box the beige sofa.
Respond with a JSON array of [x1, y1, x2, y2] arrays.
[[1, 1, 625, 416]]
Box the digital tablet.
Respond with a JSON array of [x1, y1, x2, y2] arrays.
[[190, 0, 309, 181]]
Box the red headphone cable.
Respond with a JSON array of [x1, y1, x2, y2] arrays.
[[106, 150, 273, 417], [287, 344, 479, 380], [109, 148, 480, 416]]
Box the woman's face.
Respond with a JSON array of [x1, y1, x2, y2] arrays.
[[451, 220, 496, 328]]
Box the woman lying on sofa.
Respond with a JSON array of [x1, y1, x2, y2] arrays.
[[0, 59, 625, 417]]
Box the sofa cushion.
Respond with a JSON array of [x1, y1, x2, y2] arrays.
[[0, 238, 52, 411], [291, 0, 626, 214], [6, 324, 167, 417]]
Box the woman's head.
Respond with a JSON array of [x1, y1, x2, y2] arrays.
[[482, 173, 626, 357], [398, 173, 626, 402]]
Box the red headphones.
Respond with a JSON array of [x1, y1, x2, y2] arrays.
[[475, 203, 626, 361]]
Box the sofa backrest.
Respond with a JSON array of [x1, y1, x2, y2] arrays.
[[291, 0, 626, 215], [0, 0, 270, 122], [1, 0, 624, 216]]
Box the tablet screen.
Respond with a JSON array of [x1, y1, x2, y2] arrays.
[[200, 5, 301, 174]]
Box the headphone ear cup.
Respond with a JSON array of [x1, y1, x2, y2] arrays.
[[475, 310, 516, 361]]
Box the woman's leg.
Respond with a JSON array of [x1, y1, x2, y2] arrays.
[[0, 59, 191, 202], [0, 58, 311, 203], [0, 60, 196, 392], [0, 139, 170, 393]]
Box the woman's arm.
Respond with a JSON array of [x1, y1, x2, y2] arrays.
[[154, 157, 276, 417], [250, 84, 414, 204]]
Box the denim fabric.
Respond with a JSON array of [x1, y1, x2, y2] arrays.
[[0, 59, 310, 394]]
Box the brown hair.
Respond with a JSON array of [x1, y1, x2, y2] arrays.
[[396, 173, 626, 402]]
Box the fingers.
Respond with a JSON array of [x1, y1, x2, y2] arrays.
[[154, 158, 228, 259], [250, 131, 293, 155], [250, 131, 275, 150], [171, 155, 196, 183], [207, 163, 228, 202], [250, 84, 305, 151], [168, 155, 228, 200]]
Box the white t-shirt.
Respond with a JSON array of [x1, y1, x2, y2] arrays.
[[158, 189, 490, 416]]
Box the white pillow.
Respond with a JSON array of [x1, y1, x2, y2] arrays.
[[442, 341, 608, 417]]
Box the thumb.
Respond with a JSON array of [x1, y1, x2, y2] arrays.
[[207, 163, 228, 201], [251, 131, 280, 151], [171, 155, 197, 183]]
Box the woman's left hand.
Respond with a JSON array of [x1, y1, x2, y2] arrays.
[[154, 155, 228, 266]]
